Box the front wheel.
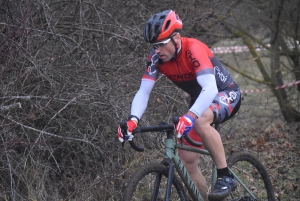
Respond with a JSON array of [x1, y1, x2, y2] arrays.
[[226, 152, 275, 201], [122, 163, 187, 201]]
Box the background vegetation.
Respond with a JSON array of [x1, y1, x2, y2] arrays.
[[0, 0, 299, 200]]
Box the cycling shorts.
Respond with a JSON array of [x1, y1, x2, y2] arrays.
[[179, 84, 241, 147]]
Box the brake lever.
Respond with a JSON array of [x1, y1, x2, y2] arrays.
[[173, 116, 183, 145], [120, 121, 127, 150]]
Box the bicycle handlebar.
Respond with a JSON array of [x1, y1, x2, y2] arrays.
[[121, 116, 203, 152]]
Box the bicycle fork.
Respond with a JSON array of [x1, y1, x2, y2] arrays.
[[158, 158, 175, 201]]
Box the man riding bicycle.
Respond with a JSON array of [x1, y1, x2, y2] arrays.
[[118, 10, 241, 201]]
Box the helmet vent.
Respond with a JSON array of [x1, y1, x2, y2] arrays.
[[164, 20, 171, 31], [159, 15, 166, 20]]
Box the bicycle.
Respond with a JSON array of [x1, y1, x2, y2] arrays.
[[121, 117, 275, 201]]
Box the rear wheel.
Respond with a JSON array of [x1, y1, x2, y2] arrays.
[[122, 163, 187, 201], [225, 152, 275, 201]]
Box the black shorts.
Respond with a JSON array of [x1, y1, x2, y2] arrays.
[[209, 83, 241, 124]]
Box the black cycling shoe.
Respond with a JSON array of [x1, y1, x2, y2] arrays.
[[208, 176, 237, 201]]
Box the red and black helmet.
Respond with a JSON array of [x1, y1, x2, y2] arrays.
[[143, 10, 182, 44]]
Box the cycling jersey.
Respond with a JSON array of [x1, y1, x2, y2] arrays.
[[131, 37, 241, 124], [143, 37, 233, 99]]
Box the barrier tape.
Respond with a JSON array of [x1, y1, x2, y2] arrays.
[[210, 45, 270, 54], [241, 80, 300, 94], [210, 44, 298, 54]]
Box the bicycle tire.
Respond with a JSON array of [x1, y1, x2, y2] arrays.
[[122, 163, 188, 201], [226, 152, 275, 201]]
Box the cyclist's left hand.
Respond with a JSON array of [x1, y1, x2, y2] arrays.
[[175, 115, 194, 138]]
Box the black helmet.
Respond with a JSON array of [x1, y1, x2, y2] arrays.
[[143, 10, 182, 43]]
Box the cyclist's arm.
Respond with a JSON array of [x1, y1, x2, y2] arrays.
[[130, 79, 155, 119], [189, 74, 218, 118], [186, 42, 218, 118]]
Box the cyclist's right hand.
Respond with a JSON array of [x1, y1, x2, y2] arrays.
[[117, 116, 139, 142], [175, 115, 194, 138]]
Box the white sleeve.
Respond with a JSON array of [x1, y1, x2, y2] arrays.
[[130, 79, 155, 119], [189, 74, 218, 117]]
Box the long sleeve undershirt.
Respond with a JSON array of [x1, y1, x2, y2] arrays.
[[189, 74, 218, 117], [130, 79, 155, 119]]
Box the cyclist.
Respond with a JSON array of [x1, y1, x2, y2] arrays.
[[118, 10, 241, 201]]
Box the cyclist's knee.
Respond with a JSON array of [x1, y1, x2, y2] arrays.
[[197, 108, 214, 124], [179, 150, 199, 166], [194, 120, 211, 135]]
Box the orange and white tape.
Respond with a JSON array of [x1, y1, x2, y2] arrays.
[[210, 45, 270, 54], [241, 80, 300, 94], [210, 43, 300, 54]]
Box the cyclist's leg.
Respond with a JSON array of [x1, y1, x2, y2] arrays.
[[194, 108, 227, 169], [178, 149, 208, 201], [194, 86, 241, 170], [194, 86, 241, 200]]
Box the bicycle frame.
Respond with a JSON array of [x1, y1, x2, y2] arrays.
[[159, 129, 217, 201]]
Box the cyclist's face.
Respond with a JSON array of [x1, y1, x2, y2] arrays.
[[154, 35, 180, 62]]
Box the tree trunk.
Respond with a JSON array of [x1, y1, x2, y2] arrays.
[[270, 0, 300, 122]]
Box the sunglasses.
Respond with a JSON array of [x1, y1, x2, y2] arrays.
[[152, 38, 171, 49]]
